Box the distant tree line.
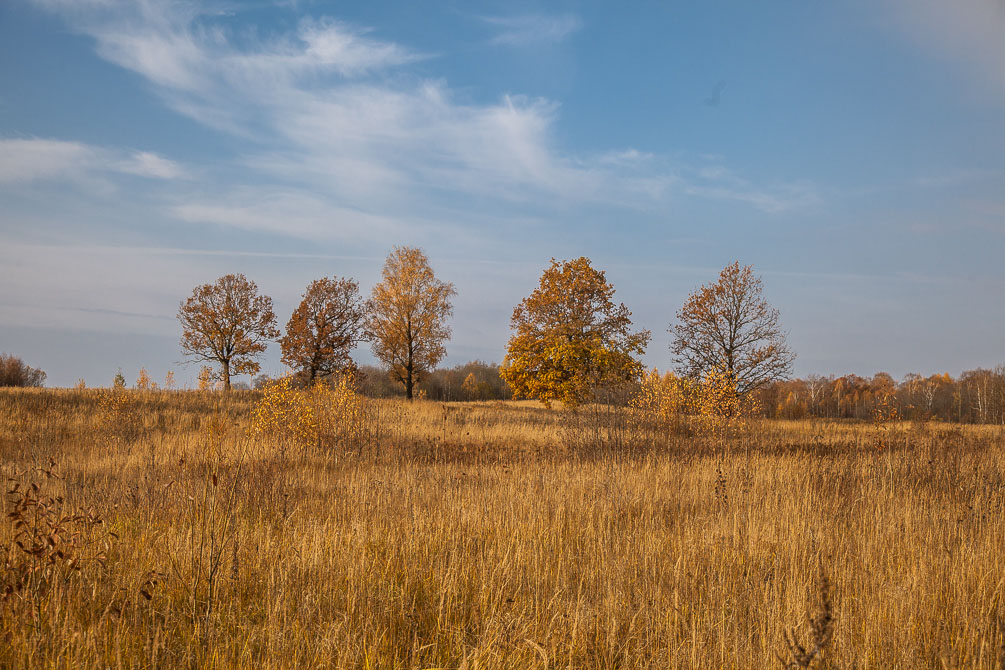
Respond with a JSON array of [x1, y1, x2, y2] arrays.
[[353, 361, 512, 401], [757, 368, 1005, 424], [258, 361, 512, 401], [252, 361, 1005, 421]]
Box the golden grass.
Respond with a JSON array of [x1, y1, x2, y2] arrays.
[[1, 388, 1004, 668]]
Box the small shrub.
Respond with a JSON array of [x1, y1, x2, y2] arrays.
[[872, 394, 901, 452], [2, 461, 112, 630], [690, 369, 759, 440], [97, 385, 141, 444], [197, 366, 215, 391], [0, 354, 46, 388], [252, 375, 368, 456], [630, 369, 689, 441], [630, 368, 759, 446]]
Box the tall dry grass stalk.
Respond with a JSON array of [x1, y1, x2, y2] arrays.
[[1, 387, 1004, 667]]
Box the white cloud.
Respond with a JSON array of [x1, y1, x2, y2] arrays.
[[683, 183, 817, 214], [80, 9, 422, 92], [294, 18, 422, 75], [0, 139, 94, 182], [119, 151, 186, 179], [681, 162, 819, 214], [483, 13, 584, 47], [28, 0, 812, 225], [171, 187, 412, 241], [0, 138, 184, 184]]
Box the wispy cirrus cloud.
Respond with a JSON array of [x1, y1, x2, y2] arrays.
[[482, 13, 583, 47], [26, 0, 813, 242], [0, 138, 185, 184], [683, 164, 819, 213], [170, 187, 413, 242]]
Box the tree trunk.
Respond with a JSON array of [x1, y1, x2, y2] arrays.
[[222, 360, 231, 391], [405, 317, 414, 400]]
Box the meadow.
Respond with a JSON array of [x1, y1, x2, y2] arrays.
[[1, 388, 1004, 668]]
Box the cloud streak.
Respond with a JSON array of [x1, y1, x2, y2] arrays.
[[0, 138, 184, 184], [170, 187, 414, 242], [482, 13, 584, 47]]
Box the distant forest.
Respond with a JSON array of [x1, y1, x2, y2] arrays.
[[4, 353, 1004, 425], [355, 362, 1005, 425], [757, 368, 1005, 424]]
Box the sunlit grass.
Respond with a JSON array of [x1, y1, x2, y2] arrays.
[[1, 388, 1003, 668]]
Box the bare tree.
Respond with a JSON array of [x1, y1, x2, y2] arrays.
[[669, 261, 794, 394], [178, 274, 279, 390]]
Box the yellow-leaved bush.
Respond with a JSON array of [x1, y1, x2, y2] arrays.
[[252, 375, 367, 454], [96, 385, 141, 444], [629, 369, 688, 435], [690, 369, 759, 438], [630, 368, 759, 441]]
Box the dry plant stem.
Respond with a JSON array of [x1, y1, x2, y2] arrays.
[[777, 566, 834, 668], [167, 444, 245, 643]]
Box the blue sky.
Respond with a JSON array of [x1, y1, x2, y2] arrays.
[[1, 0, 1003, 387]]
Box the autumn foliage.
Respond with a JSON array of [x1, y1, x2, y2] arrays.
[[252, 375, 367, 454], [757, 368, 1005, 424], [367, 247, 455, 400], [630, 367, 758, 442], [280, 277, 367, 385], [177, 274, 280, 390], [501, 257, 650, 408]]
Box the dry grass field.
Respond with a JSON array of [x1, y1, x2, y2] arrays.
[[2, 388, 1004, 668]]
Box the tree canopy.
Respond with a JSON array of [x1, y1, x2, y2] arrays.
[[280, 277, 367, 385], [669, 261, 794, 394], [178, 273, 279, 390], [501, 257, 650, 407], [367, 247, 455, 399]]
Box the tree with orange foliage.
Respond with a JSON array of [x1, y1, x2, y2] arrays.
[[280, 277, 367, 385], [367, 247, 455, 400], [669, 261, 793, 395], [178, 274, 279, 390], [501, 257, 650, 408]]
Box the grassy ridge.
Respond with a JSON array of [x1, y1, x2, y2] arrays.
[[1, 388, 1003, 668]]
